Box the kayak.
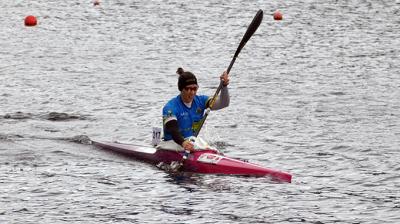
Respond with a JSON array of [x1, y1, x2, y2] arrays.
[[92, 137, 292, 183]]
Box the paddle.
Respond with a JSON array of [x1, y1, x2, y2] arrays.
[[194, 9, 264, 137]]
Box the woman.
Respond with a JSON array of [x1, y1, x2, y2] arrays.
[[162, 67, 230, 151]]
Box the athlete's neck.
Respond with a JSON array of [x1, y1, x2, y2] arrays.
[[183, 101, 192, 108]]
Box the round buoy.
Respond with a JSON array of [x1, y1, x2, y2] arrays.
[[93, 0, 100, 6], [24, 15, 37, 26], [273, 11, 283, 21]]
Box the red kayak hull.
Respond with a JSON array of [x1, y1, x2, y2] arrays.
[[92, 141, 292, 183]]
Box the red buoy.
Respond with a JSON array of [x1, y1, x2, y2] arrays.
[[273, 11, 283, 21], [24, 15, 37, 26]]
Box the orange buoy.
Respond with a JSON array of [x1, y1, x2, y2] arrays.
[[24, 15, 37, 26], [273, 11, 283, 21]]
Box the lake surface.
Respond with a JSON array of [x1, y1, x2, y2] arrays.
[[1, 0, 399, 223]]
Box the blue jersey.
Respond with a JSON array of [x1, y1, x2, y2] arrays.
[[162, 95, 209, 140]]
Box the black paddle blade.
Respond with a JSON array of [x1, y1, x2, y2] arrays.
[[227, 9, 263, 73], [237, 9, 263, 57], [195, 10, 264, 137]]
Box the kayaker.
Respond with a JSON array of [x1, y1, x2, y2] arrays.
[[162, 67, 230, 152]]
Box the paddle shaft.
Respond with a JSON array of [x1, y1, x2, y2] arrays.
[[194, 9, 263, 137]]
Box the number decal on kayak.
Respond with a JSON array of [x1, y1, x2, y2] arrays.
[[197, 153, 223, 164], [152, 127, 161, 146]]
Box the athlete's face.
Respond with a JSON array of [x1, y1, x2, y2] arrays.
[[181, 84, 198, 103]]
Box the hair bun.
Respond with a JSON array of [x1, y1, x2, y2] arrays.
[[176, 67, 184, 76]]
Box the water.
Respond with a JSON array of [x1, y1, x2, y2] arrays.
[[1, 0, 399, 223]]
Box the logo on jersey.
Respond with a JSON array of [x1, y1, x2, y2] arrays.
[[167, 110, 173, 117]]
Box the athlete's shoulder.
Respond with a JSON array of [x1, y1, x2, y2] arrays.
[[164, 95, 181, 107], [194, 94, 209, 106]]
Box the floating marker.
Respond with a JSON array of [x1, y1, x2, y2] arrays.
[[24, 15, 37, 26], [273, 11, 283, 20]]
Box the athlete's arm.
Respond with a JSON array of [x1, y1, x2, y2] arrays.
[[164, 119, 185, 145], [165, 120, 195, 151], [209, 86, 230, 110]]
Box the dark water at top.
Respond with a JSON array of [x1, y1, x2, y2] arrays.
[[1, 0, 399, 223]]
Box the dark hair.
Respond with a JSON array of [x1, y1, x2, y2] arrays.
[[176, 67, 185, 76], [177, 67, 198, 91]]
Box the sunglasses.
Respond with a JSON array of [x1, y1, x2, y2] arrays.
[[184, 86, 198, 91]]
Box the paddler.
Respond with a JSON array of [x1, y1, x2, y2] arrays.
[[162, 67, 230, 152]]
